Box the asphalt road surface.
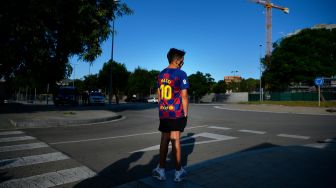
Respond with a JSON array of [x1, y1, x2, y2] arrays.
[[1, 103, 336, 187]]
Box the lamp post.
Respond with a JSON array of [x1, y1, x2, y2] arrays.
[[231, 70, 238, 77], [259, 44, 263, 102], [109, 19, 115, 105], [231, 70, 238, 92], [109, 0, 119, 105]]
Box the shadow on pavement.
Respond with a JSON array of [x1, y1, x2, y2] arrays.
[[185, 142, 336, 188], [74, 132, 196, 187], [238, 143, 280, 153]]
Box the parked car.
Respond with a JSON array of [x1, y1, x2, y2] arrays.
[[147, 97, 158, 103], [88, 92, 105, 105], [53, 86, 79, 106]]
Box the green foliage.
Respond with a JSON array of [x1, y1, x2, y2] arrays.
[[0, 0, 132, 87], [83, 74, 100, 91], [212, 80, 227, 93], [188, 71, 215, 97], [240, 78, 259, 92], [149, 70, 160, 94], [263, 28, 336, 91], [127, 67, 152, 98], [98, 60, 130, 95]]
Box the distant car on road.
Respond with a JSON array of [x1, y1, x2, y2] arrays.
[[88, 92, 105, 105], [147, 97, 158, 103], [53, 86, 79, 106]]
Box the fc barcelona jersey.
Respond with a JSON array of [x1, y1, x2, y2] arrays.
[[157, 68, 189, 119]]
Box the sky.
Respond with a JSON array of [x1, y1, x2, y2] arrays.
[[70, 0, 336, 82]]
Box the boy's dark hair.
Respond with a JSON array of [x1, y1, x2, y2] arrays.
[[167, 48, 185, 64]]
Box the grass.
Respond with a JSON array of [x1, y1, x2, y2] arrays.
[[240, 101, 336, 107], [63, 111, 76, 115]]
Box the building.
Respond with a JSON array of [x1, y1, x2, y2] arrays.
[[224, 76, 242, 84]]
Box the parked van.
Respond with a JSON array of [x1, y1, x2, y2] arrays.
[[53, 86, 79, 106]]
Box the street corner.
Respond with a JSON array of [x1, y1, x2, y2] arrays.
[[6, 109, 123, 129]]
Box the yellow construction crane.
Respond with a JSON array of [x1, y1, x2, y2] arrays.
[[253, 0, 289, 63]]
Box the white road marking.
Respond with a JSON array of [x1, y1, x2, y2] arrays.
[[0, 136, 35, 143], [0, 152, 69, 169], [304, 143, 329, 149], [0, 142, 49, 152], [50, 125, 208, 145], [0, 166, 96, 188], [277, 134, 310, 140], [214, 106, 333, 116], [304, 138, 336, 149], [238, 129, 266, 134], [0, 131, 24, 136], [131, 132, 237, 153], [208, 126, 232, 130]]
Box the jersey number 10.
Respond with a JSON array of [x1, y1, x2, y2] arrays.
[[160, 84, 172, 100]]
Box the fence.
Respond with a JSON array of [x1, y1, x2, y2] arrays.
[[248, 92, 336, 101]]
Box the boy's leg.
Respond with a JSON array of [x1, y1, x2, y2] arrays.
[[159, 132, 171, 168], [170, 131, 181, 170]]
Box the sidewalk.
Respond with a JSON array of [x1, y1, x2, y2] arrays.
[[0, 103, 121, 129], [118, 140, 336, 188], [200, 103, 336, 116]]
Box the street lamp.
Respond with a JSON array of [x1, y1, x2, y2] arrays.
[[109, 0, 120, 105], [231, 70, 239, 92], [259, 44, 263, 102], [231, 70, 238, 76]]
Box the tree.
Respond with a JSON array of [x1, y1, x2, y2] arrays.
[[188, 71, 214, 101], [149, 70, 160, 95], [212, 80, 227, 94], [83, 74, 100, 91], [240, 78, 258, 92], [0, 0, 132, 87], [127, 67, 152, 99], [263, 28, 336, 91], [98, 60, 130, 104]]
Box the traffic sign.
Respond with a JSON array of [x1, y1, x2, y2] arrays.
[[314, 77, 324, 86]]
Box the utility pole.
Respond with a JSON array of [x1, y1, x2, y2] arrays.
[[109, 0, 120, 105], [259, 44, 263, 102]]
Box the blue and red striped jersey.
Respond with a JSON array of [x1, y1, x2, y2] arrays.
[[157, 68, 189, 119]]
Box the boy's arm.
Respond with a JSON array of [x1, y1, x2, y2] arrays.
[[181, 89, 189, 117], [157, 88, 161, 101]]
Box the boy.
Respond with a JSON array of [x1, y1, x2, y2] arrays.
[[152, 48, 189, 182]]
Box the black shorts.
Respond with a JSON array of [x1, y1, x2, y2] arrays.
[[159, 117, 187, 133]]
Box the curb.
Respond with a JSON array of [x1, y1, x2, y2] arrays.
[[10, 115, 123, 129]]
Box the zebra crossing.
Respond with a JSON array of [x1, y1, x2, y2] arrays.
[[0, 131, 96, 188]]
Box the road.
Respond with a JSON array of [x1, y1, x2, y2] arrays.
[[1, 103, 336, 187]]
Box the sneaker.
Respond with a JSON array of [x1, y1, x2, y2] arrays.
[[174, 168, 187, 182], [152, 166, 166, 181]]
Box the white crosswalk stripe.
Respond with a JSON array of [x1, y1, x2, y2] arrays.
[[0, 152, 69, 169], [0, 131, 97, 188], [238, 129, 266, 134], [0, 142, 48, 152], [208, 126, 232, 130], [0, 131, 24, 136], [277, 134, 310, 140], [0, 166, 96, 188], [0, 135, 35, 143]]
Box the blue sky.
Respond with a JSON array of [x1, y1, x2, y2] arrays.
[[70, 0, 336, 81]]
